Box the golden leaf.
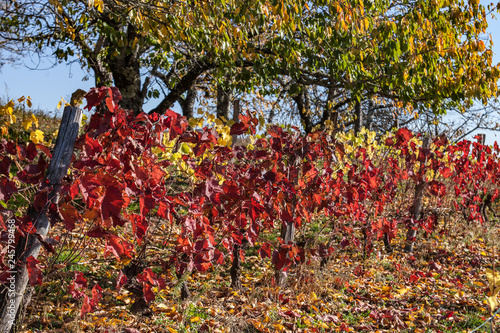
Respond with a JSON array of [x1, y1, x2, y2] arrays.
[[57, 98, 65, 110], [179, 142, 193, 155], [31, 114, 39, 128], [30, 130, 44, 144], [487, 288, 500, 312], [22, 119, 33, 131]]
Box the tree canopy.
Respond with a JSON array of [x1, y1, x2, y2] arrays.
[[1, 0, 499, 131]]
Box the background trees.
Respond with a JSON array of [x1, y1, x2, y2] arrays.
[[1, 0, 498, 132]]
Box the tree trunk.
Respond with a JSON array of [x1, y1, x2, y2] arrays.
[[293, 85, 313, 133], [231, 99, 240, 145], [276, 221, 295, 286], [230, 244, 242, 290], [391, 114, 399, 131], [149, 61, 212, 115], [383, 232, 392, 253], [276, 175, 298, 286], [0, 106, 82, 333], [354, 100, 363, 134], [107, 27, 144, 114], [108, 56, 143, 113], [91, 61, 113, 88], [404, 183, 426, 253], [176, 272, 190, 301], [179, 88, 197, 119], [86, 25, 144, 113], [217, 83, 232, 121], [404, 136, 430, 253], [366, 100, 375, 131]]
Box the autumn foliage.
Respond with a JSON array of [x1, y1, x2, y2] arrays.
[[1, 87, 500, 321]]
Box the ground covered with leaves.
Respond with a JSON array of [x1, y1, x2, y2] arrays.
[[18, 219, 499, 333]]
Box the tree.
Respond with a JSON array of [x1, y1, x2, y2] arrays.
[[0, 0, 215, 114], [200, 0, 500, 134], [403, 100, 500, 142], [292, 0, 500, 133], [0, 0, 292, 116], [1, 0, 499, 130]]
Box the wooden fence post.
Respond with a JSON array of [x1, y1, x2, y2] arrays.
[[478, 133, 486, 145], [0, 106, 82, 333], [276, 170, 300, 286], [404, 135, 430, 253]]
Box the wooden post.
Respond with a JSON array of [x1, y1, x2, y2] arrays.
[[229, 98, 244, 289], [478, 133, 486, 145], [0, 106, 82, 333], [276, 171, 299, 286], [404, 136, 430, 253]]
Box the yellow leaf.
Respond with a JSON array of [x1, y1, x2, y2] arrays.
[[22, 119, 33, 131], [121, 257, 132, 265], [0, 126, 7, 136], [30, 130, 44, 144], [8, 114, 16, 125], [206, 114, 215, 124], [382, 286, 392, 293], [319, 322, 329, 329], [151, 146, 163, 155], [81, 114, 88, 126], [179, 142, 193, 155], [310, 291, 318, 302], [57, 98, 64, 110], [396, 288, 409, 295], [167, 327, 178, 333], [155, 303, 171, 311], [487, 291, 499, 312], [26, 98, 32, 108], [214, 118, 223, 126], [31, 114, 39, 128], [89, 0, 104, 12], [486, 269, 500, 288], [188, 117, 203, 128], [190, 316, 200, 323], [272, 323, 285, 331]]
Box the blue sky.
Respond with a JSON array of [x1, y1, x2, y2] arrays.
[[1, 59, 94, 117], [1, 4, 499, 142]]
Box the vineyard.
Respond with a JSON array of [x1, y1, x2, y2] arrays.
[[1, 87, 500, 332]]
